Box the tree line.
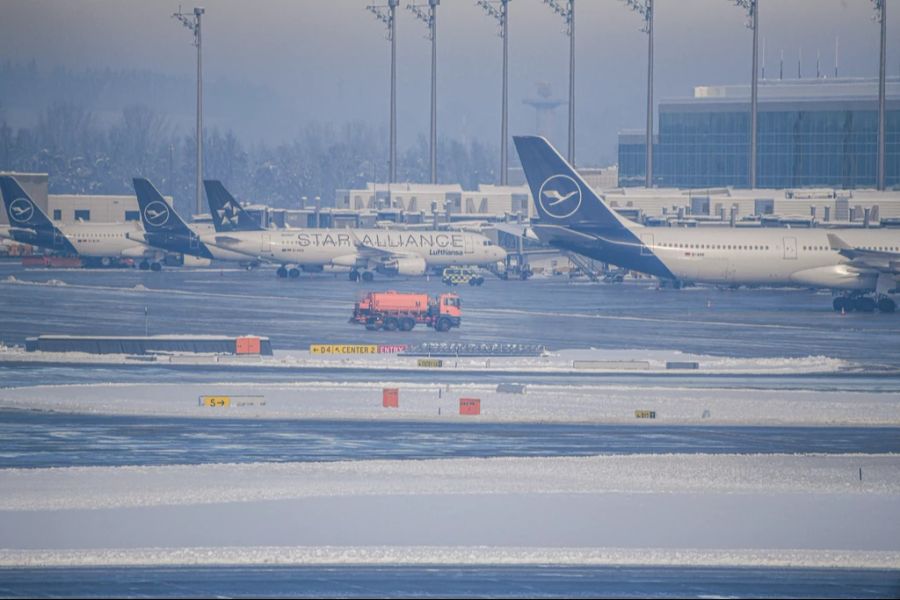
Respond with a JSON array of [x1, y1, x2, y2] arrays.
[[0, 102, 499, 215]]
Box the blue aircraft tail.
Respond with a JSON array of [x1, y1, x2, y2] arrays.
[[132, 178, 193, 235], [513, 136, 636, 230], [203, 180, 263, 233], [0, 176, 55, 229]]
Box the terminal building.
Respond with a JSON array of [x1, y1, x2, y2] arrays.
[[334, 182, 534, 221], [618, 77, 900, 189]]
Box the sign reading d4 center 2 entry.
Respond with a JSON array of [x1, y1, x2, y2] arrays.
[[309, 344, 407, 354], [310, 344, 379, 355]]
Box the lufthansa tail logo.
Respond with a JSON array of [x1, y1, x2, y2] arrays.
[[9, 198, 35, 223], [142, 200, 170, 227], [538, 174, 582, 219]]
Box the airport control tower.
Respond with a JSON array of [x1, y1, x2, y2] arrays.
[[523, 82, 565, 141]]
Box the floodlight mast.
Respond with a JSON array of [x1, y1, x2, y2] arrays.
[[172, 6, 205, 214], [872, 0, 887, 191], [543, 0, 575, 165], [476, 0, 511, 185], [368, 0, 400, 183], [730, 0, 758, 189], [408, 0, 440, 184], [622, 0, 653, 188]]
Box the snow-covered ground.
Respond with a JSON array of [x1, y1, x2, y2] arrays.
[[1, 454, 898, 568], [2, 366, 898, 571], [0, 344, 856, 376], [2, 380, 898, 425], [3, 454, 898, 511], [4, 547, 898, 570]]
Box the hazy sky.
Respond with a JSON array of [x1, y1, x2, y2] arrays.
[[1, 0, 896, 165]]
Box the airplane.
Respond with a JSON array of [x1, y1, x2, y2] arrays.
[[202, 180, 508, 281], [129, 178, 261, 268], [0, 175, 162, 269], [513, 135, 900, 313]]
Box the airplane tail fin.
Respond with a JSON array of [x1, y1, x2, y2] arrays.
[[203, 180, 263, 232], [0, 176, 55, 229], [132, 178, 192, 235], [513, 136, 638, 230]]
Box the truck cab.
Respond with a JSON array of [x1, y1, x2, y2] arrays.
[[435, 293, 462, 330]]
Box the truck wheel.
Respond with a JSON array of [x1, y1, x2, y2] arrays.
[[365, 318, 380, 330], [383, 317, 399, 331], [435, 317, 451, 332], [400, 317, 415, 331], [468, 278, 478, 286], [476, 277, 484, 286]]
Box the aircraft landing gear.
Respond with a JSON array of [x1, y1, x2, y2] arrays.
[[150, 262, 162, 272], [834, 294, 896, 314], [833, 297, 852, 313], [349, 270, 360, 282], [361, 271, 375, 282], [877, 297, 896, 313], [139, 260, 150, 271], [277, 266, 288, 278], [288, 268, 301, 279]]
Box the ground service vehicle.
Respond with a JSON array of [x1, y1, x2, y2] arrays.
[[350, 291, 461, 332], [442, 266, 485, 286]]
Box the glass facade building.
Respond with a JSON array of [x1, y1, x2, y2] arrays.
[[618, 80, 899, 189]]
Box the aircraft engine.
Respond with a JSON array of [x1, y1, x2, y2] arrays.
[[379, 256, 427, 276], [121, 245, 153, 258], [332, 254, 361, 268], [789, 265, 876, 290], [182, 255, 212, 267]]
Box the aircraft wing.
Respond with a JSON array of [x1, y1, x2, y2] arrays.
[[827, 233, 900, 274], [492, 222, 540, 241], [202, 235, 271, 263], [211, 235, 245, 247], [531, 224, 601, 245]]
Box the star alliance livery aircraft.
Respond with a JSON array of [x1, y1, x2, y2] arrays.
[[0, 175, 160, 268], [202, 180, 507, 281], [514, 136, 900, 313]]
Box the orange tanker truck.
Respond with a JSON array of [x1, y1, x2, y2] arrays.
[[350, 291, 461, 332]]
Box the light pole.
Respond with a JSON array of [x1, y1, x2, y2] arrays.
[[543, 0, 575, 165], [476, 0, 511, 185], [172, 6, 205, 214], [368, 0, 400, 183], [408, 0, 439, 184], [730, 0, 759, 189], [872, 0, 887, 191], [622, 0, 653, 188]]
